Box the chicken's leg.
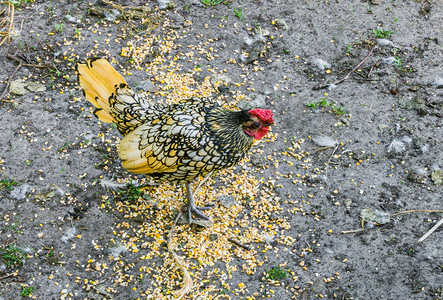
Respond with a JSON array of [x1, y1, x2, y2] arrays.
[[185, 183, 213, 223]]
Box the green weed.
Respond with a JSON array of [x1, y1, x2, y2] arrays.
[[80, 139, 91, 147], [219, 288, 228, 294], [55, 23, 65, 32], [306, 98, 347, 116], [0, 245, 26, 267], [371, 27, 393, 39], [345, 44, 354, 55], [10, 0, 31, 6], [266, 265, 287, 281], [201, 0, 223, 5], [392, 56, 403, 68], [306, 97, 332, 109], [58, 142, 69, 152], [332, 104, 346, 116], [8, 216, 23, 233], [392, 56, 412, 72], [233, 7, 244, 20], [0, 179, 20, 190], [21, 285, 34, 297], [119, 183, 142, 203]]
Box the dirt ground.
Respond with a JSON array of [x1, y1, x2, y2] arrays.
[[0, 0, 442, 299]]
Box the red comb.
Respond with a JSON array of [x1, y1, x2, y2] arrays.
[[249, 109, 274, 124]]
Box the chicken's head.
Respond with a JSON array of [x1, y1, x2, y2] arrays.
[[243, 109, 274, 140]]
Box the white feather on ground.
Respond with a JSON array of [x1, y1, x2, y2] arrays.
[[100, 178, 126, 191], [312, 135, 337, 147], [387, 139, 406, 153]]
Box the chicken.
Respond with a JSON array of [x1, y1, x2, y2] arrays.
[[77, 58, 273, 223]]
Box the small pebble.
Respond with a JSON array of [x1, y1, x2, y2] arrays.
[[312, 58, 331, 71], [376, 39, 394, 47], [61, 227, 77, 244], [9, 79, 28, 95], [401, 136, 413, 145], [275, 18, 290, 31], [104, 9, 120, 21], [433, 76, 443, 88], [65, 14, 80, 23]]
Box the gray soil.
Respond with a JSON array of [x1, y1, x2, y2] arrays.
[[0, 0, 442, 299]]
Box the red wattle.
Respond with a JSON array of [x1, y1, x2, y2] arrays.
[[253, 127, 269, 140]]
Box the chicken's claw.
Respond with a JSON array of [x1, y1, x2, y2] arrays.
[[187, 202, 213, 223], [185, 183, 214, 224]]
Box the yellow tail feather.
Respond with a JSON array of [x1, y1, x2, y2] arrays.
[[77, 58, 126, 123]]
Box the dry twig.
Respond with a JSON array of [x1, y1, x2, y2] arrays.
[[0, 272, 18, 280], [0, 54, 23, 101], [418, 217, 443, 243], [342, 210, 443, 235], [165, 174, 214, 299], [228, 237, 252, 251], [341, 228, 365, 234], [324, 145, 339, 184], [390, 209, 443, 217], [195, 171, 214, 193], [313, 45, 377, 90], [167, 211, 193, 300], [0, 2, 16, 47]]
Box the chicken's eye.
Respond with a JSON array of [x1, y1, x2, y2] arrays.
[[249, 122, 261, 130]]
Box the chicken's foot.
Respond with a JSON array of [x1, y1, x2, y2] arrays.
[[185, 183, 214, 223]]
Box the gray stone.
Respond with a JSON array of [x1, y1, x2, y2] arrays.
[[239, 93, 266, 110], [109, 243, 127, 258], [361, 231, 375, 245], [407, 167, 428, 183], [381, 57, 396, 65], [60, 227, 77, 243], [10, 183, 33, 200], [275, 18, 290, 31], [360, 208, 390, 225], [9, 79, 28, 95], [210, 74, 232, 86], [312, 58, 331, 70], [433, 76, 443, 88], [401, 136, 413, 145], [65, 14, 80, 23], [431, 169, 442, 185], [104, 9, 120, 21], [378, 124, 389, 131], [192, 218, 214, 228], [219, 195, 237, 208], [135, 80, 158, 93], [157, 0, 176, 9], [376, 39, 394, 47], [27, 81, 46, 92]]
